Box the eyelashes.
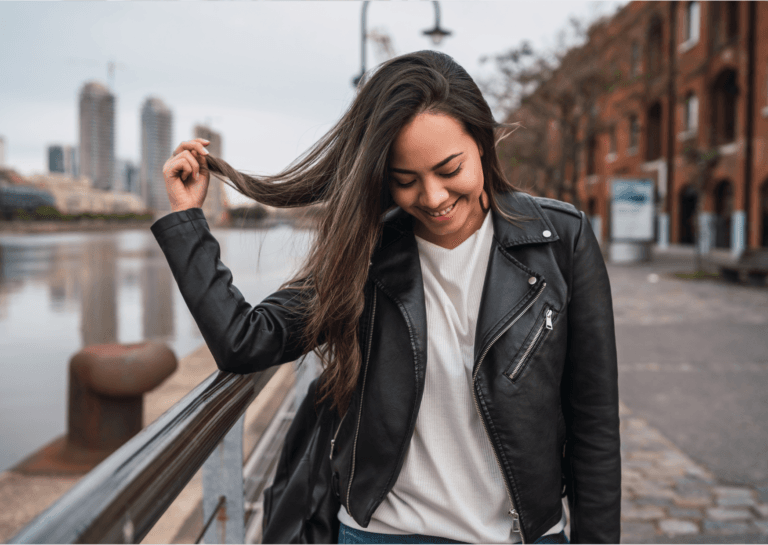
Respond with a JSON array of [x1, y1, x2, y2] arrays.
[[392, 163, 463, 188]]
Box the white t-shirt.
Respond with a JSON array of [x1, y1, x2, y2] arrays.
[[338, 212, 565, 542]]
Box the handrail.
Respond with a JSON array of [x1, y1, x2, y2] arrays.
[[10, 366, 278, 544]]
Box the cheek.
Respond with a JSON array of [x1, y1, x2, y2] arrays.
[[389, 185, 413, 210], [455, 165, 485, 196]]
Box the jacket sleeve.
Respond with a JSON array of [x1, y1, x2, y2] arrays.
[[150, 208, 313, 374], [562, 211, 621, 543]]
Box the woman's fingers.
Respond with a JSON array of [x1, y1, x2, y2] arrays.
[[164, 152, 198, 184], [173, 138, 210, 158]]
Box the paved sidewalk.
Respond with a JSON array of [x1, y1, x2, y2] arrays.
[[620, 401, 768, 543], [613, 244, 768, 543]]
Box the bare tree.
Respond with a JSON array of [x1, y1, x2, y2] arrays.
[[682, 142, 720, 272], [480, 16, 613, 211]]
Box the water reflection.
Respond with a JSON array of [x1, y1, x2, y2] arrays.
[[0, 225, 309, 472], [142, 244, 174, 345]]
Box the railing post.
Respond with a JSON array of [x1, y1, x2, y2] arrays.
[[202, 414, 245, 544]]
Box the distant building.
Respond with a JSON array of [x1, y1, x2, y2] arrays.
[[25, 173, 146, 216], [503, 1, 768, 254], [0, 136, 5, 167], [48, 145, 78, 177], [194, 125, 229, 225], [141, 97, 173, 216], [79, 82, 115, 191], [113, 158, 139, 195]]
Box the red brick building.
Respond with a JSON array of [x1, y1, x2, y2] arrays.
[[505, 1, 768, 255]]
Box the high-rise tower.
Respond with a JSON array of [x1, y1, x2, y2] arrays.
[[78, 82, 115, 190], [140, 97, 173, 215], [194, 125, 228, 225]]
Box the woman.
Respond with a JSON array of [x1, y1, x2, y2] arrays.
[[154, 50, 620, 544]]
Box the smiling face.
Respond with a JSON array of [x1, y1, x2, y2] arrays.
[[388, 111, 488, 249]]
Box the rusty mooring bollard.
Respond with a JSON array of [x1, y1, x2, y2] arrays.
[[14, 341, 177, 475]]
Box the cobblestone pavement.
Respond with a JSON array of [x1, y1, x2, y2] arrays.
[[611, 246, 768, 543], [620, 401, 768, 543]]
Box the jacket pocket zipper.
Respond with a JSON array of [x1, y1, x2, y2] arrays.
[[508, 308, 554, 382], [472, 280, 547, 544]]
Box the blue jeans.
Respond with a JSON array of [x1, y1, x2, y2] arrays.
[[337, 522, 569, 544]]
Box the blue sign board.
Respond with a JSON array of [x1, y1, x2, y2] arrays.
[[611, 179, 654, 241]]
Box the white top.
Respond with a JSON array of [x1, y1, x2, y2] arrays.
[[338, 211, 565, 542]]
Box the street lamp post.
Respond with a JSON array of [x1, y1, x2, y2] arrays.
[[352, 0, 452, 88]]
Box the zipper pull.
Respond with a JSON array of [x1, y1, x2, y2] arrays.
[[330, 439, 335, 461], [545, 309, 553, 330], [509, 508, 520, 533]]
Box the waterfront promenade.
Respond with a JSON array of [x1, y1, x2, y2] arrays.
[[0, 244, 766, 543], [0, 343, 295, 544]]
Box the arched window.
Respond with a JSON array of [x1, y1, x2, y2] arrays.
[[686, 2, 700, 43], [684, 92, 698, 133], [647, 16, 664, 75], [646, 102, 663, 161], [711, 69, 738, 145], [679, 186, 697, 245]]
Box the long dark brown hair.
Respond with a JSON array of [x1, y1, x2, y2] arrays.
[[205, 50, 528, 415]]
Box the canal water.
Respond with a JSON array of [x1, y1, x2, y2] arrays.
[[0, 224, 313, 473]]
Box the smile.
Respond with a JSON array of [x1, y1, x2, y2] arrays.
[[424, 198, 459, 217]]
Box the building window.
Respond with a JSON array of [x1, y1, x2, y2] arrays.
[[725, 3, 739, 43], [631, 41, 641, 76], [647, 16, 664, 75], [609, 126, 617, 153], [711, 2, 739, 49], [646, 102, 663, 161], [684, 92, 699, 133], [711, 69, 738, 145], [685, 2, 700, 44]]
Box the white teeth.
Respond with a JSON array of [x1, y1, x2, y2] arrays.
[[428, 202, 455, 217]]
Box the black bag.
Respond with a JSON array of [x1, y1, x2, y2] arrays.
[[262, 378, 341, 544]]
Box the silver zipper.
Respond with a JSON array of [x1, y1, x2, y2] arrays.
[[472, 281, 547, 543], [508, 308, 553, 381], [345, 288, 377, 513], [331, 288, 377, 462]]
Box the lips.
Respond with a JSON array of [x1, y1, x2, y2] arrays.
[[424, 198, 460, 218]]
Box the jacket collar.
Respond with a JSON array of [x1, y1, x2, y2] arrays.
[[491, 190, 560, 248], [368, 190, 558, 369]]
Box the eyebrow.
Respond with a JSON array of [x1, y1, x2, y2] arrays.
[[389, 152, 464, 175]]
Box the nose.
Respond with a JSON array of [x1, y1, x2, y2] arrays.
[[418, 175, 449, 211]]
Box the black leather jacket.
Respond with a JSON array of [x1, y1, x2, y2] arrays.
[[151, 190, 621, 544]]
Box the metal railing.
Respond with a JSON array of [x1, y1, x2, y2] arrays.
[[10, 366, 282, 544]]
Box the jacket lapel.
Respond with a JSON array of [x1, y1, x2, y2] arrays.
[[369, 209, 428, 373], [473, 192, 560, 363], [369, 191, 560, 374]]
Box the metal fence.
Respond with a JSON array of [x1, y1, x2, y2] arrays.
[[10, 365, 286, 544]]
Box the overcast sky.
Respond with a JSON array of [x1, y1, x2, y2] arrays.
[[0, 0, 625, 206]]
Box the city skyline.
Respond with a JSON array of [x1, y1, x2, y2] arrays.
[[0, 1, 625, 207]]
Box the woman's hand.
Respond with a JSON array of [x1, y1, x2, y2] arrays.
[[162, 138, 211, 212]]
